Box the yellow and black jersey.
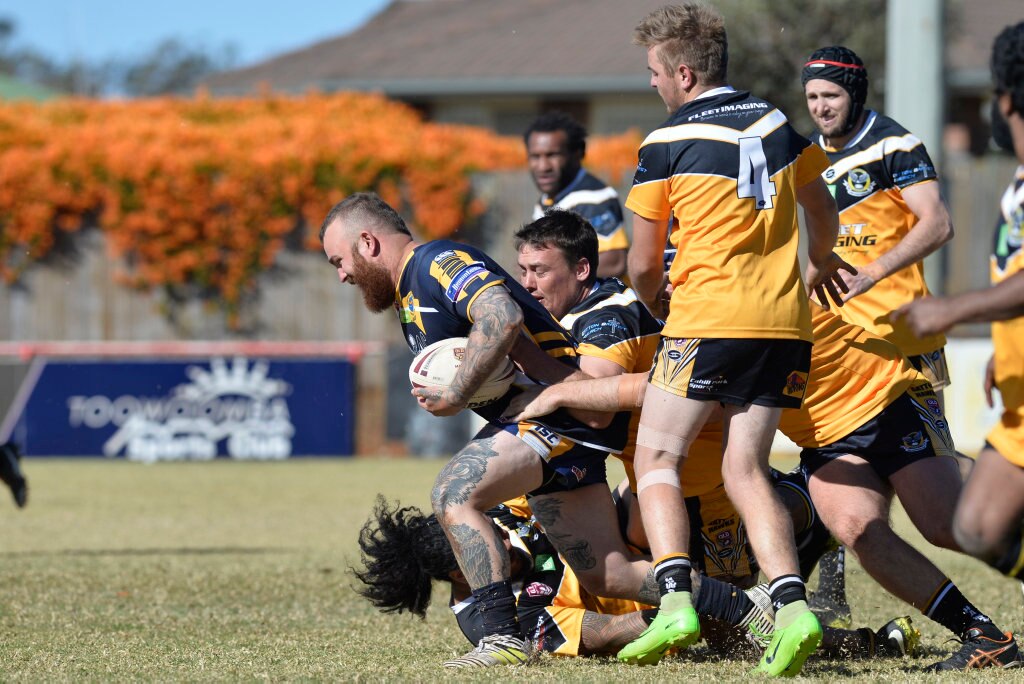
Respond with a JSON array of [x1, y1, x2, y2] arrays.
[[559, 277, 662, 456], [627, 87, 827, 341], [452, 503, 650, 656], [778, 302, 922, 448], [534, 169, 628, 254], [395, 240, 616, 450], [988, 166, 1024, 463], [817, 110, 945, 356]]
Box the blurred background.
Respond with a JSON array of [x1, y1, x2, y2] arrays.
[[0, 0, 1019, 461]]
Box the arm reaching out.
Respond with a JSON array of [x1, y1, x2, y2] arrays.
[[503, 373, 648, 422], [797, 177, 856, 308]]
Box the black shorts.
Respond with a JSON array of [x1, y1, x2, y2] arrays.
[[649, 337, 811, 408], [800, 384, 956, 479]]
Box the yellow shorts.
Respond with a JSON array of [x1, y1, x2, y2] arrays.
[[686, 484, 756, 583]]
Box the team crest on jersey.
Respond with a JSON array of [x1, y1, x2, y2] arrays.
[[844, 168, 876, 197], [525, 582, 554, 598], [900, 431, 930, 453], [398, 292, 426, 333], [783, 371, 808, 398]]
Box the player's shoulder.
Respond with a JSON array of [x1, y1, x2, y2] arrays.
[[869, 112, 915, 139], [576, 170, 615, 193], [566, 278, 653, 330]]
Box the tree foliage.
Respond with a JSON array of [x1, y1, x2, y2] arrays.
[[721, 0, 887, 134]]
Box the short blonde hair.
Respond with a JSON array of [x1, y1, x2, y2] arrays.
[[633, 3, 728, 86]]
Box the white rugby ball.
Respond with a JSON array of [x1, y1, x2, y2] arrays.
[[409, 337, 515, 409]]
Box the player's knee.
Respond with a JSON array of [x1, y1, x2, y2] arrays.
[[952, 513, 1000, 558], [829, 514, 886, 550], [916, 516, 958, 550]]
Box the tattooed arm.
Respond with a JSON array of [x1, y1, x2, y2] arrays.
[[414, 286, 523, 416], [580, 610, 657, 654]]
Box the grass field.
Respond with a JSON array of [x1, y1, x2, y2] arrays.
[[2, 456, 1023, 681]]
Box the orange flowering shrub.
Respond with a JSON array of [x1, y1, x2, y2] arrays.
[[0, 92, 640, 325]]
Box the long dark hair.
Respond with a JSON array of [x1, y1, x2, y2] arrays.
[[351, 496, 457, 618]]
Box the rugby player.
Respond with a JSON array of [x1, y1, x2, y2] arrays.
[[354, 494, 920, 662], [507, 303, 1021, 671], [896, 21, 1024, 596], [320, 193, 649, 668], [511, 210, 919, 661], [525, 112, 629, 278], [622, 4, 850, 674], [802, 45, 959, 624]]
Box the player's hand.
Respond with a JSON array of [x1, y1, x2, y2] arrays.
[[984, 354, 998, 408], [838, 261, 883, 302], [411, 386, 464, 416], [500, 386, 557, 422], [805, 252, 855, 309], [892, 296, 954, 337]]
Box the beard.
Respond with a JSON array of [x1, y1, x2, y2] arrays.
[[817, 107, 851, 138], [349, 249, 396, 313]]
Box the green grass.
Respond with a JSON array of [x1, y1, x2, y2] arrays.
[[1, 457, 1022, 681]]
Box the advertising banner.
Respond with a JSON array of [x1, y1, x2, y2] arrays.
[[1, 356, 356, 460]]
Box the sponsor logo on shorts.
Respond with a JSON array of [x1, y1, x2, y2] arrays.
[[783, 371, 808, 398], [689, 376, 727, 392], [926, 398, 942, 416], [667, 349, 683, 361], [571, 465, 587, 482], [525, 582, 554, 598], [900, 431, 930, 453], [716, 530, 733, 547]]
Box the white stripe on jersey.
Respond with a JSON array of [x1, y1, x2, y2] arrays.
[[822, 132, 925, 181], [559, 290, 640, 329], [640, 108, 789, 148], [556, 186, 618, 209]]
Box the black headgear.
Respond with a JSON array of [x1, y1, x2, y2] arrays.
[[801, 46, 869, 137]]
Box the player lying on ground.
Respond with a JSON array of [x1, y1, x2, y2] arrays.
[[354, 494, 919, 661], [505, 302, 1020, 672]]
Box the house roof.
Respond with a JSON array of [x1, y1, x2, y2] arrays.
[[204, 0, 1021, 97], [205, 0, 668, 96]]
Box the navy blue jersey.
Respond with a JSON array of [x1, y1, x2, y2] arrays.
[[559, 278, 663, 452], [396, 239, 617, 450]]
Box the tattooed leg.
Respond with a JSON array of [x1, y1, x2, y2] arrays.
[[580, 610, 658, 655], [431, 428, 543, 590], [530, 483, 651, 601]]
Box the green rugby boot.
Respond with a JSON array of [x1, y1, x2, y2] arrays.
[[757, 609, 822, 677], [617, 603, 700, 665]]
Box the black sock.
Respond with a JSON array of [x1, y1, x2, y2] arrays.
[[472, 580, 520, 638], [654, 553, 693, 596], [769, 574, 808, 611], [993, 529, 1024, 579], [693, 576, 753, 625], [815, 547, 847, 602], [924, 579, 992, 639]]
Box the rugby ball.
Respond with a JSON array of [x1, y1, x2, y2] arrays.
[[409, 337, 515, 409]]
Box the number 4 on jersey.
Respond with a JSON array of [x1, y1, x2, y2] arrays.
[[737, 136, 777, 210]]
